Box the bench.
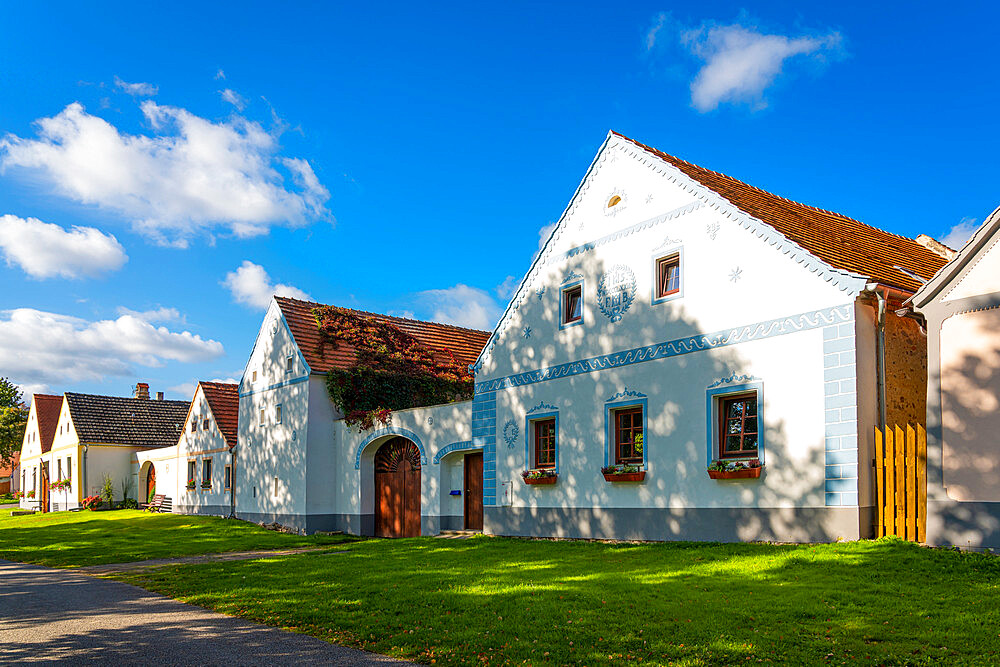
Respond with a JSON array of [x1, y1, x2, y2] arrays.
[[144, 494, 171, 513]]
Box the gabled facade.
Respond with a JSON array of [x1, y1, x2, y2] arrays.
[[235, 296, 490, 534], [910, 205, 1000, 549], [136, 381, 238, 514], [471, 132, 946, 542], [16, 394, 62, 508]]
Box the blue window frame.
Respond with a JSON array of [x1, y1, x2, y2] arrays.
[[604, 394, 648, 469], [705, 381, 764, 466], [524, 410, 559, 472], [559, 280, 584, 330]]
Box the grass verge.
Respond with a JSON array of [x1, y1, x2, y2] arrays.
[[0, 508, 352, 567], [115, 536, 1000, 665]]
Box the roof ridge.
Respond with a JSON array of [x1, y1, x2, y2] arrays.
[[274, 295, 491, 336], [199, 381, 238, 388], [64, 391, 189, 405], [610, 131, 926, 246]]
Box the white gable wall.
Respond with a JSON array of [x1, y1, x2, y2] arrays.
[[173, 384, 232, 515]]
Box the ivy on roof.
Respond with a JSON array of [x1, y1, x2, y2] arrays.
[[312, 306, 474, 430]]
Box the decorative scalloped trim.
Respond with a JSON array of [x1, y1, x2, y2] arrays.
[[561, 271, 584, 284], [473, 134, 868, 371], [526, 401, 559, 414], [353, 426, 427, 470], [606, 387, 647, 402], [707, 372, 758, 389], [432, 440, 480, 465]]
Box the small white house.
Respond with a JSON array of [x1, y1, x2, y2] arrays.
[[469, 131, 948, 542], [910, 205, 1000, 549], [15, 394, 62, 509], [136, 381, 238, 515]]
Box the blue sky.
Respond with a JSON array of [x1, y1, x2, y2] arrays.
[[1, 2, 997, 400]]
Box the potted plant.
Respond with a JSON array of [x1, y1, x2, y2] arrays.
[[201, 480, 212, 489], [82, 495, 103, 510], [707, 459, 763, 479], [186, 478, 196, 490], [602, 464, 646, 482], [25, 489, 35, 499], [521, 469, 558, 485]]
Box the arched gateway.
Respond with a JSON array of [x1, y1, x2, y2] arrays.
[[145, 463, 156, 504], [374, 437, 421, 538]]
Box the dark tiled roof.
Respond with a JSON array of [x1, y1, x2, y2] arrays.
[[613, 132, 948, 293], [199, 382, 238, 449], [275, 296, 492, 373], [33, 394, 63, 454], [65, 393, 190, 448]]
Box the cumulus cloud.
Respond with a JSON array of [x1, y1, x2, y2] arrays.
[[675, 20, 841, 111], [0, 101, 330, 246], [0, 308, 224, 389], [646, 13, 668, 51], [114, 306, 183, 323], [223, 260, 311, 310], [0, 214, 127, 279], [114, 76, 158, 97], [220, 88, 247, 110], [169, 376, 240, 398], [495, 275, 519, 301], [417, 284, 501, 331], [940, 216, 979, 250]]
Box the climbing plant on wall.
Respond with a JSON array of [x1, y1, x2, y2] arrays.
[[312, 306, 474, 430]]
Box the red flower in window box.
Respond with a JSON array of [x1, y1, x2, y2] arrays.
[[601, 465, 646, 482], [521, 469, 557, 485], [707, 459, 762, 479]]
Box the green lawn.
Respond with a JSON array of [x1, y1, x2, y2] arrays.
[[0, 508, 351, 567], [114, 536, 1000, 665]]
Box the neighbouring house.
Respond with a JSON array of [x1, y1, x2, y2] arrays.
[[469, 131, 950, 542], [1, 452, 20, 496], [16, 394, 63, 509], [136, 381, 238, 515], [19, 384, 190, 511], [909, 205, 1000, 549], [234, 296, 490, 535]]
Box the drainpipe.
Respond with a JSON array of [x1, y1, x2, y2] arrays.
[[229, 444, 237, 519], [81, 444, 88, 503], [873, 287, 888, 428]]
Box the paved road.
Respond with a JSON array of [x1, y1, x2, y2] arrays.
[[0, 560, 411, 665]]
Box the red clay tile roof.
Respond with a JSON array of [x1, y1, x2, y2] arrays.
[[614, 132, 948, 293], [64, 393, 190, 448], [0, 451, 19, 477], [33, 394, 63, 454], [274, 296, 492, 374], [199, 382, 238, 449]]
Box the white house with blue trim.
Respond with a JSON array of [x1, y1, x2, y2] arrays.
[[470, 131, 947, 542]]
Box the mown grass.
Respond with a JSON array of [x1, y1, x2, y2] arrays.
[[116, 535, 1000, 665], [0, 508, 352, 567]]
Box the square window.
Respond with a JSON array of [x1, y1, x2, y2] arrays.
[[276, 404, 283, 424], [718, 393, 758, 458], [561, 284, 583, 326], [203, 418, 211, 430], [533, 418, 556, 469], [656, 254, 681, 298], [613, 407, 644, 465], [285, 354, 294, 373]]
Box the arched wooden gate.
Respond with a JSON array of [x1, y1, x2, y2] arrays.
[[374, 437, 421, 538], [146, 463, 156, 504]]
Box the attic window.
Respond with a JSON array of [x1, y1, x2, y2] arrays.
[[607, 195, 622, 208]]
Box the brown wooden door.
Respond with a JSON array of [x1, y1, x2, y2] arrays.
[[146, 464, 156, 504], [374, 438, 421, 538], [40, 463, 49, 513], [464, 452, 483, 531]]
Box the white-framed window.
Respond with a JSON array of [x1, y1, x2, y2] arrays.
[[203, 418, 211, 431], [275, 404, 283, 424], [57, 459, 63, 481], [559, 280, 584, 329], [285, 354, 294, 373], [651, 247, 683, 305]]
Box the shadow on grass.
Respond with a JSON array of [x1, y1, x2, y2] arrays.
[[117, 536, 1000, 665]]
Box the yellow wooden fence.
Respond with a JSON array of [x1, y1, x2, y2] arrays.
[[874, 424, 927, 541]]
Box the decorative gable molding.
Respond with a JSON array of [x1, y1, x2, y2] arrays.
[[606, 387, 647, 402], [527, 401, 559, 414], [707, 372, 758, 389]]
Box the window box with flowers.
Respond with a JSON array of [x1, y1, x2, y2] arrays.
[[521, 469, 558, 485], [201, 481, 212, 490], [50, 479, 71, 492], [25, 489, 35, 499], [186, 479, 196, 490], [601, 464, 646, 482], [707, 459, 763, 479]]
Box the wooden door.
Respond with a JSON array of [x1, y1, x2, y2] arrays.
[[40, 462, 49, 513], [146, 464, 156, 504], [374, 438, 421, 538], [464, 452, 483, 530]]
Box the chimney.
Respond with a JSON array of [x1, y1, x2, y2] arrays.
[[155, 391, 164, 401], [134, 383, 150, 400]]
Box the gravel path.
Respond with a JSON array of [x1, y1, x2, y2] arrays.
[[0, 560, 411, 665]]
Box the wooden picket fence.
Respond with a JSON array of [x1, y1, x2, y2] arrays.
[[874, 424, 927, 542]]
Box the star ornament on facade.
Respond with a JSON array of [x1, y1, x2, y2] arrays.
[[729, 267, 743, 283], [522, 326, 532, 339]]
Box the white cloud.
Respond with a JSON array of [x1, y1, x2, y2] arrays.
[[169, 376, 240, 399], [223, 260, 311, 310], [0, 308, 224, 389], [418, 284, 501, 331], [535, 221, 557, 257], [114, 76, 158, 97], [940, 216, 979, 250], [0, 214, 127, 279], [680, 22, 841, 111], [0, 101, 330, 246], [495, 275, 519, 301], [220, 88, 246, 111], [215, 69, 226, 80], [646, 12, 667, 51], [114, 306, 183, 323]]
